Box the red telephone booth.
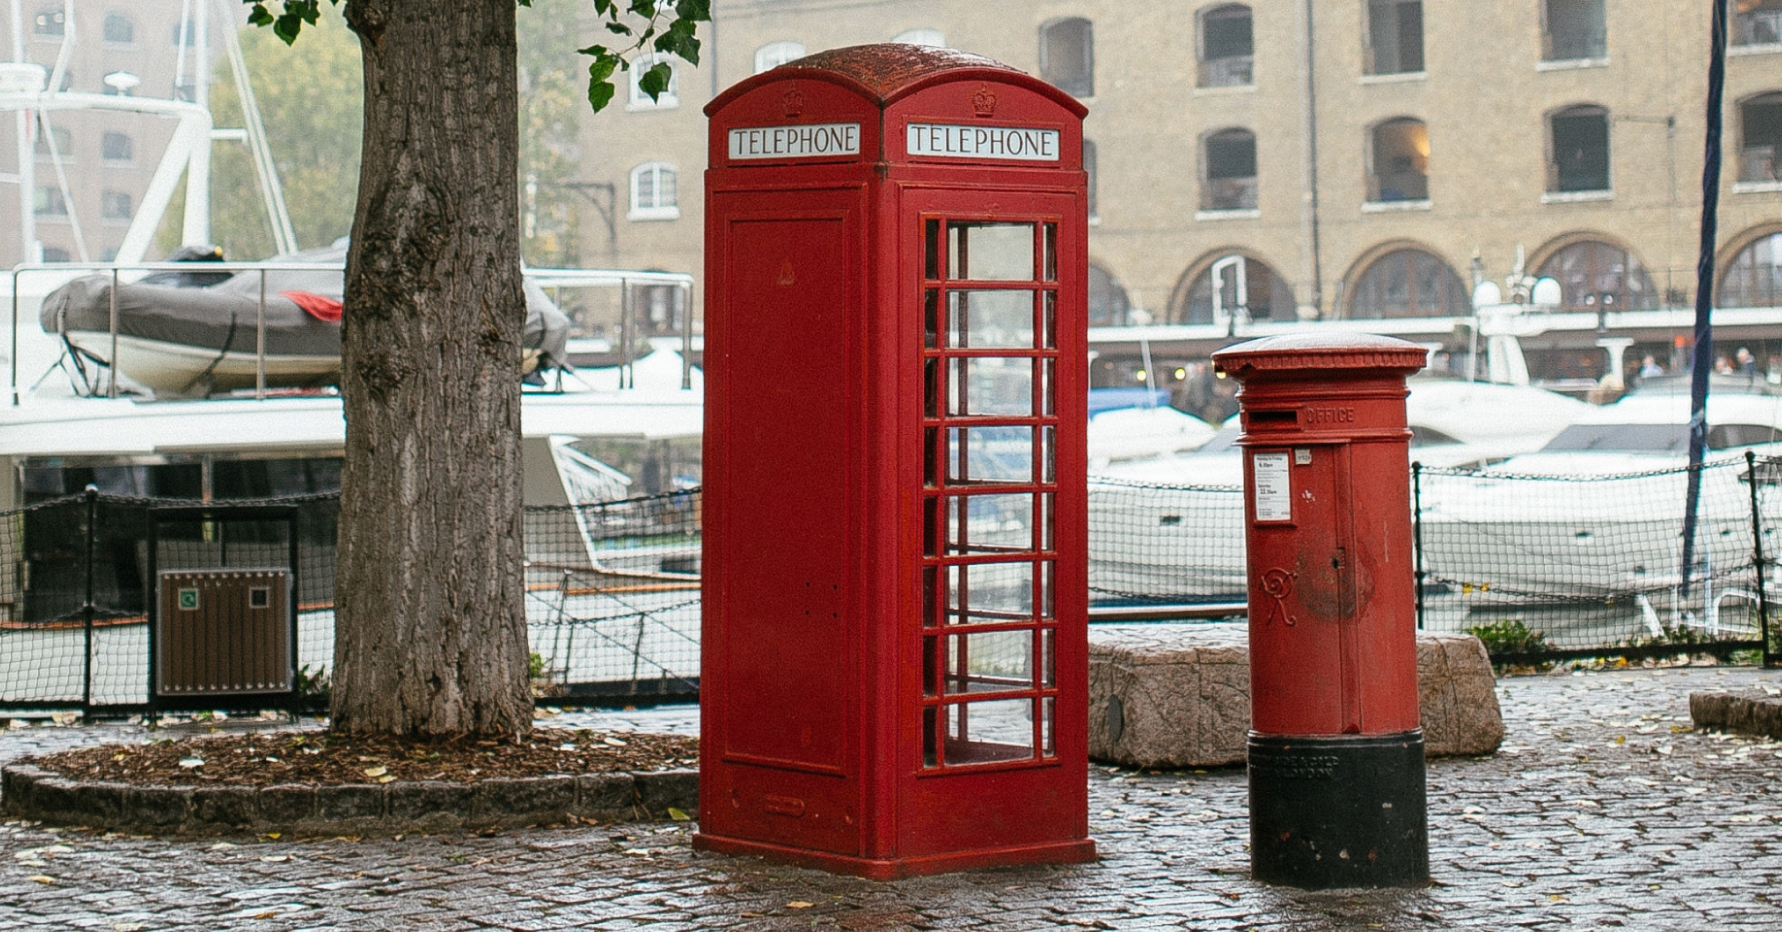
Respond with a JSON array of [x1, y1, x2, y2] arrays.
[[1212, 333, 1430, 889], [697, 45, 1094, 879]]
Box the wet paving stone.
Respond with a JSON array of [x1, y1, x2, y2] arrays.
[[1, 665, 1780, 929]]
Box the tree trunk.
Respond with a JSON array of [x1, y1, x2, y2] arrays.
[[331, 0, 532, 738]]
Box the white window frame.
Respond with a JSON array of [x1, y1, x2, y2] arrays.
[[102, 12, 135, 46], [754, 41, 806, 74], [629, 162, 680, 221], [628, 54, 679, 110]]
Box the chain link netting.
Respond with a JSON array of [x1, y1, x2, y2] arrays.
[[2, 461, 1773, 712]]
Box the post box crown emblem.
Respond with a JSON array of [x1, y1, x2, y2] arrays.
[[1212, 333, 1428, 380]]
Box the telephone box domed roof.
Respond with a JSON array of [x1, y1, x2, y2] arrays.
[[707, 43, 1087, 117]]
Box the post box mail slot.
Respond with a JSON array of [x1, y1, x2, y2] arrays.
[[698, 44, 1093, 879], [157, 568, 292, 696]]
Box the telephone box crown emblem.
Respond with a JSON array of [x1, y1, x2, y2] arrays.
[[971, 83, 998, 117], [782, 86, 805, 117]]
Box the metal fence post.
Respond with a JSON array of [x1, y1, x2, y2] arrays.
[[82, 485, 97, 715], [1412, 461, 1426, 631], [1747, 451, 1775, 667]]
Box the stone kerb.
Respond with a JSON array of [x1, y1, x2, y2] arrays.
[[0, 765, 698, 836], [1689, 689, 1782, 739], [1089, 623, 1505, 769]]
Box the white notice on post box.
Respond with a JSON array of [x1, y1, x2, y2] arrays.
[[1252, 452, 1292, 522]]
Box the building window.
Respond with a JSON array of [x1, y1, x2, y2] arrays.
[[1719, 231, 1782, 308], [892, 28, 945, 47], [1177, 254, 1293, 324], [101, 190, 133, 222], [1202, 128, 1258, 210], [1733, 0, 1782, 46], [1535, 239, 1658, 311], [101, 131, 133, 164], [172, 19, 201, 46], [1740, 92, 1782, 183], [754, 41, 805, 74], [33, 8, 63, 37], [1368, 118, 1429, 202], [103, 13, 134, 45], [629, 162, 679, 221], [1089, 263, 1130, 326], [1549, 105, 1610, 192], [33, 186, 67, 217], [1347, 248, 1466, 318], [628, 54, 678, 109], [40, 246, 70, 262], [1199, 5, 1254, 87], [1083, 139, 1099, 220], [33, 125, 71, 159], [1039, 17, 1093, 97], [1543, 0, 1606, 62], [1367, 0, 1424, 74]]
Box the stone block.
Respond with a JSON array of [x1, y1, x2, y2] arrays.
[[633, 769, 698, 819], [193, 785, 260, 828], [388, 780, 474, 830], [1690, 690, 1782, 739], [475, 775, 575, 825], [575, 772, 636, 818], [127, 785, 195, 829], [258, 784, 317, 826], [1088, 623, 1504, 769], [315, 784, 385, 822]]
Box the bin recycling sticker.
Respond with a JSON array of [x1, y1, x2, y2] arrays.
[[1252, 452, 1292, 522], [177, 588, 200, 611]]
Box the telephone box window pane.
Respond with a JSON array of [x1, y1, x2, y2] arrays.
[[948, 222, 1035, 281], [924, 358, 940, 417], [949, 425, 1035, 484], [1043, 291, 1058, 348], [946, 699, 1036, 763], [947, 561, 1034, 622], [925, 219, 941, 280], [923, 706, 939, 766], [924, 496, 940, 556], [948, 493, 1036, 553], [1043, 223, 1058, 281], [1042, 697, 1056, 755], [924, 289, 940, 348], [1041, 358, 1057, 415], [948, 290, 1035, 347], [1041, 560, 1056, 617], [922, 565, 938, 626], [945, 630, 1033, 694], [1041, 628, 1056, 687], [923, 635, 939, 695], [949, 357, 1034, 416], [924, 426, 939, 486], [1041, 492, 1056, 550], [1040, 427, 1056, 484]]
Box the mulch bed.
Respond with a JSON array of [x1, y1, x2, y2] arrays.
[[20, 727, 700, 787]]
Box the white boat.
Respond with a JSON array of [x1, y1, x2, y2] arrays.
[[1085, 376, 1591, 606], [1414, 390, 1782, 626]]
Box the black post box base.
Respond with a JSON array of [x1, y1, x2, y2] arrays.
[[1248, 730, 1429, 889]]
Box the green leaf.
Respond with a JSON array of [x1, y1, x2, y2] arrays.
[[675, 0, 711, 21], [593, 0, 616, 16], [247, 4, 273, 26], [272, 12, 305, 44], [627, 0, 658, 16], [604, 21, 632, 36], [654, 20, 701, 65], [637, 62, 671, 100], [586, 77, 616, 112]]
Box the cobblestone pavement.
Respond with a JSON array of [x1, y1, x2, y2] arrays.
[[0, 665, 1778, 930]]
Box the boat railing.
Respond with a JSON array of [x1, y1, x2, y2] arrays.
[[9, 261, 696, 404]]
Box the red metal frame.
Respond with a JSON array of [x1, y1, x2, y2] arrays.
[[699, 45, 1093, 879]]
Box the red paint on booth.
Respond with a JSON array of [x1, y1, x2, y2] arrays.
[[698, 44, 1094, 879]]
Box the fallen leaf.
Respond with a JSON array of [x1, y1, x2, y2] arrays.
[[363, 766, 388, 778], [253, 911, 276, 920], [666, 807, 691, 822], [604, 736, 628, 747], [179, 758, 205, 769], [27, 875, 53, 884], [787, 901, 814, 909], [377, 775, 396, 784], [261, 855, 289, 863], [113, 924, 147, 932]]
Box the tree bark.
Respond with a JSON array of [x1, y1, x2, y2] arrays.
[[332, 0, 532, 737]]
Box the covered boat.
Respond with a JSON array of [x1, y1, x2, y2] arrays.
[[39, 244, 572, 396]]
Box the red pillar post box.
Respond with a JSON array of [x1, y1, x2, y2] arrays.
[[1211, 333, 1430, 889], [697, 45, 1095, 879]]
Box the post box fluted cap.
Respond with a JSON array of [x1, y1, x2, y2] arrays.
[[1211, 332, 1428, 380]]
